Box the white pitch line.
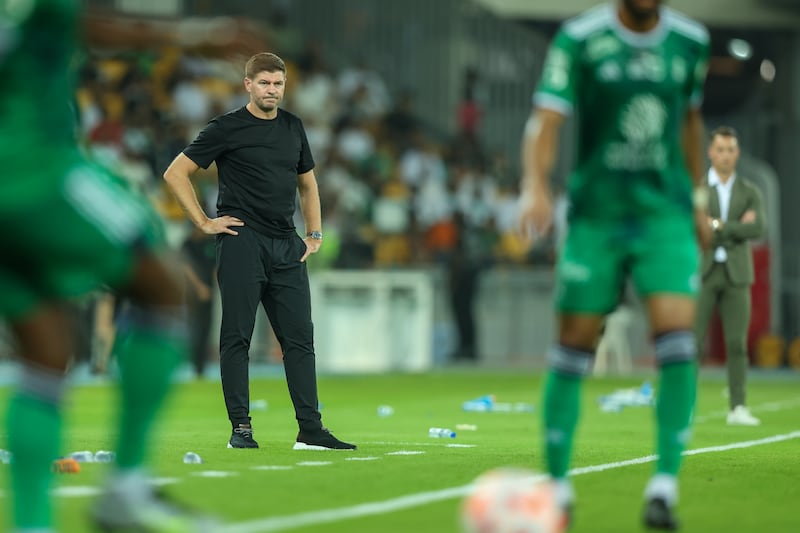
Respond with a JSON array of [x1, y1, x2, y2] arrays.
[[385, 450, 425, 456], [569, 431, 800, 475], [682, 432, 800, 456], [217, 485, 469, 533], [359, 441, 449, 446], [192, 471, 238, 478], [218, 430, 800, 533]]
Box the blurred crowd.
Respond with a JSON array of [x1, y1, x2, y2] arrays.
[[50, 18, 565, 370], [75, 35, 559, 273]]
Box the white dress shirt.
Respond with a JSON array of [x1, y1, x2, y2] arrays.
[[708, 168, 736, 263]]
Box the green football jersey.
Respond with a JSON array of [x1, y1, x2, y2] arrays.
[[535, 4, 710, 220], [0, 0, 80, 197]]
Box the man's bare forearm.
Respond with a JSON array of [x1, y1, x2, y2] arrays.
[[164, 156, 208, 228], [297, 173, 322, 233], [521, 109, 562, 197], [165, 175, 208, 227]]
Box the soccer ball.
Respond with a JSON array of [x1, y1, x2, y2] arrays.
[[460, 467, 564, 533]]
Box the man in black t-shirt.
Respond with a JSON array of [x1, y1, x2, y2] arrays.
[[164, 52, 355, 450]]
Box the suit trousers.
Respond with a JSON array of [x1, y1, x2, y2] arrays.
[[695, 262, 751, 409], [216, 226, 322, 431]]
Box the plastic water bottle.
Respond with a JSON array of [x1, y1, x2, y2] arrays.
[[183, 452, 204, 464], [93, 450, 116, 463], [428, 427, 456, 438], [462, 395, 495, 412], [599, 395, 624, 412], [638, 382, 654, 404], [69, 451, 95, 463], [490, 402, 513, 412]]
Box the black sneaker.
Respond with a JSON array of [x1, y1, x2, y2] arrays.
[[643, 497, 679, 530], [227, 425, 259, 449], [293, 427, 356, 450]]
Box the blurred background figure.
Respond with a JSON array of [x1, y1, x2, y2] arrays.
[[517, 1, 711, 529], [182, 224, 217, 379], [695, 126, 766, 426], [0, 1, 216, 531]]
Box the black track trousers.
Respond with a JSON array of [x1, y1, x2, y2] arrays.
[[216, 226, 322, 432]]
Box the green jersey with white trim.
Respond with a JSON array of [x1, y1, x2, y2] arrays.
[[535, 4, 710, 221], [0, 0, 80, 197]]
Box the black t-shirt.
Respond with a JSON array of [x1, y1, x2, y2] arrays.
[[183, 106, 315, 237]]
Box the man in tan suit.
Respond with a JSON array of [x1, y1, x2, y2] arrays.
[[695, 126, 765, 426]]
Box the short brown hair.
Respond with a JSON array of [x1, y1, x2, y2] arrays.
[[245, 53, 286, 79], [709, 125, 738, 142]]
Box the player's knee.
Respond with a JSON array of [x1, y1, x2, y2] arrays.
[[654, 330, 696, 366], [558, 317, 603, 350], [548, 345, 594, 376], [17, 362, 67, 406]]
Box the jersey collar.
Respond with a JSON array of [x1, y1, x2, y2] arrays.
[[609, 3, 669, 48]]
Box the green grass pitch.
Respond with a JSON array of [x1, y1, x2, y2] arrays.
[[1, 369, 799, 532]]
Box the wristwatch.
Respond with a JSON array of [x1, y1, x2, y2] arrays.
[[306, 231, 323, 240]]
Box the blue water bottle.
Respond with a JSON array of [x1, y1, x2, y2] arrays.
[[428, 427, 456, 438]]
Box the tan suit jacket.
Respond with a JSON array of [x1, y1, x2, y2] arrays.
[[701, 177, 765, 286]]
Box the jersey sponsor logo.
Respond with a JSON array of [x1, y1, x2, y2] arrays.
[[604, 93, 668, 171], [626, 52, 666, 82], [597, 60, 622, 82], [560, 260, 592, 283], [620, 94, 666, 143], [585, 34, 621, 61]]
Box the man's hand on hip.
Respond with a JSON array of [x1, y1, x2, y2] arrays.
[[200, 216, 245, 236]]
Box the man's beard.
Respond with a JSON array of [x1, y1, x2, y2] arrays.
[[257, 98, 278, 113], [622, 0, 661, 23]]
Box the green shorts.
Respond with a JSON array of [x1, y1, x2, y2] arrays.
[[0, 159, 164, 320], [555, 216, 699, 314]]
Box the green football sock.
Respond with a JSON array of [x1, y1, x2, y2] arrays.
[[114, 309, 186, 470], [543, 369, 583, 479], [6, 393, 62, 529], [655, 361, 696, 475]]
